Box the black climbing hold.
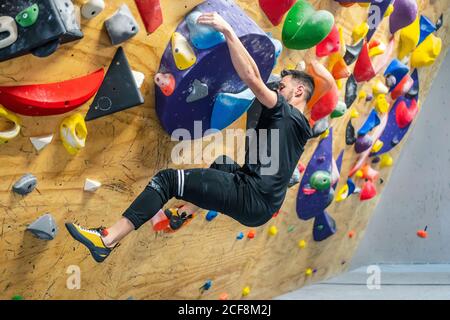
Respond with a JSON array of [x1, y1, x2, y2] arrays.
[[31, 39, 61, 58], [379, 178, 384, 184], [26, 213, 58, 240], [344, 40, 364, 66], [13, 173, 37, 195], [312, 117, 329, 138], [85, 47, 144, 121], [345, 75, 357, 108], [371, 156, 381, 164], [345, 120, 356, 145], [0, 0, 83, 63], [313, 212, 336, 242], [435, 13, 443, 31]]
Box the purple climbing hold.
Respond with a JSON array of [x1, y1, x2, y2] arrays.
[[313, 211, 336, 242], [355, 135, 373, 153], [372, 156, 381, 164], [389, 0, 418, 34]]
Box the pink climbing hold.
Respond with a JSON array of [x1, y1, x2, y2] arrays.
[[360, 180, 377, 201], [135, 0, 163, 34], [316, 25, 340, 57], [259, 0, 296, 26], [155, 73, 175, 96], [395, 98, 418, 129]]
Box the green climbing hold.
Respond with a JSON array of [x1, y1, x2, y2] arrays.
[[282, 0, 334, 50], [11, 295, 24, 300], [309, 170, 331, 191], [15, 4, 39, 28], [331, 101, 346, 118], [287, 226, 295, 233], [317, 225, 324, 231]]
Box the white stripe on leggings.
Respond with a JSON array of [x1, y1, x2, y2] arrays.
[[180, 170, 185, 197], [177, 170, 181, 197]]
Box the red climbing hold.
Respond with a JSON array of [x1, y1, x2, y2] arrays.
[[0, 69, 104, 116], [353, 41, 376, 83], [298, 162, 306, 173], [259, 0, 296, 26], [247, 230, 256, 239], [395, 98, 418, 128], [311, 86, 338, 121], [391, 74, 414, 100], [155, 73, 176, 97], [135, 0, 163, 34], [360, 180, 377, 201], [316, 25, 340, 57], [417, 229, 428, 238]]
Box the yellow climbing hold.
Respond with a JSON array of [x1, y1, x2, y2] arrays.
[[372, 80, 389, 96], [242, 286, 251, 297], [336, 79, 343, 90], [298, 240, 307, 249], [358, 90, 367, 101], [371, 140, 384, 153], [268, 225, 278, 236], [380, 153, 393, 168], [0, 106, 21, 144], [355, 170, 363, 178], [350, 108, 360, 118], [411, 33, 442, 68], [375, 94, 389, 114], [336, 184, 349, 202], [352, 22, 369, 43], [368, 42, 386, 57], [60, 113, 87, 155], [358, 3, 370, 8], [320, 128, 330, 139], [384, 4, 394, 17], [398, 15, 420, 60], [305, 268, 313, 276], [171, 32, 197, 70]]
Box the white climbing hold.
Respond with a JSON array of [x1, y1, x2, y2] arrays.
[[0, 16, 18, 49], [84, 178, 102, 192], [296, 61, 306, 71], [81, 0, 105, 19], [30, 134, 53, 152], [132, 70, 145, 89]]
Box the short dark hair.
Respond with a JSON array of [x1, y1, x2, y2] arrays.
[[281, 69, 315, 103]]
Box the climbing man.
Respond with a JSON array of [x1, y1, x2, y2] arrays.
[[65, 12, 315, 262]]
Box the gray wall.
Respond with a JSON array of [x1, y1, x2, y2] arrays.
[[351, 51, 450, 267]]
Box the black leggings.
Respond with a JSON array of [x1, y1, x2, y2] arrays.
[[122, 156, 274, 229]]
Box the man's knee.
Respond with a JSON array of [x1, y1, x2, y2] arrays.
[[146, 168, 179, 199]]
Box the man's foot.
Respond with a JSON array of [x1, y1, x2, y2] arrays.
[[163, 208, 195, 233], [65, 223, 113, 263]]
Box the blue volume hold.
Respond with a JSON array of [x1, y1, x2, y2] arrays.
[[187, 11, 226, 50]]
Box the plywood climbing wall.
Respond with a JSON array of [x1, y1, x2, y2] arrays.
[[0, 0, 449, 299]]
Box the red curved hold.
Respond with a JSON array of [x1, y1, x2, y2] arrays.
[[316, 25, 340, 57], [259, 0, 296, 26], [391, 74, 414, 100], [135, 0, 163, 34], [360, 180, 377, 201], [311, 84, 338, 121], [396, 98, 418, 128], [0, 69, 104, 116]]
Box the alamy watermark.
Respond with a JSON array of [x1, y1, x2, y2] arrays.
[[170, 121, 280, 175], [366, 265, 381, 290]]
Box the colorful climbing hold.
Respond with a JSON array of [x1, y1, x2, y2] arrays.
[[389, 0, 418, 34], [410, 33, 442, 68], [312, 117, 329, 138], [206, 210, 218, 221], [345, 75, 357, 108], [309, 170, 331, 191], [357, 109, 380, 136], [211, 88, 255, 130], [259, 0, 296, 26], [15, 4, 39, 28], [187, 11, 226, 49], [30, 134, 53, 152], [305, 268, 313, 276], [311, 86, 338, 122], [306, 61, 336, 109], [398, 15, 420, 60], [155, 73, 176, 97], [27, 213, 58, 240], [374, 94, 389, 114], [268, 226, 278, 236], [344, 40, 363, 66], [331, 101, 346, 118], [282, 0, 334, 50], [236, 232, 244, 240], [11, 295, 23, 300], [60, 113, 87, 155], [345, 120, 356, 145], [105, 4, 140, 45], [350, 108, 360, 119], [391, 74, 414, 100], [247, 230, 256, 239], [372, 80, 389, 96], [418, 15, 436, 45], [13, 173, 37, 195], [355, 135, 373, 154], [298, 240, 307, 249], [379, 154, 393, 168], [353, 41, 375, 83], [171, 32, 197, 70], [348, 230, 355, 238], [242, 286, 251, 297], [384, 59, 409, 88], [352, 22, 369, 43], [134, 0, 163, 34], [360, 164, 380, 181], [360, 180, 377, 201], [200, 280, 212, 292], [0, 106, 21, 144], [316, 25, 340, 57], [371, 140, 384, 153], [84, 178, 101, 192], [417, 227, 428, 238], [219, 292, 229, 300], [395, 98, 418, 128]]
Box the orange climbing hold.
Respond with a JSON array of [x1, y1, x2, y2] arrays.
[[154, 73, 176, 96], [247, 230, 256, 239], [360, 164, 379, 181]]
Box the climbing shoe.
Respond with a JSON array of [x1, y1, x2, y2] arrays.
[[163, 208, 194, 233], [65, 223, 113, 263]]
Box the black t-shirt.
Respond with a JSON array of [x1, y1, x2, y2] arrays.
[[238, 91, 313, 212]]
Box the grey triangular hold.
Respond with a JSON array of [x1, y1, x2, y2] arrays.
[[27, 214, 58, 240], [13, 173, 37, 195], [186, 79, 208, 103]]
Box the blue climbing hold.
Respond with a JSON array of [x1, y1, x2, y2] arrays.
[[186, 11, 226, 50], [384, 59, 409, 91], [313, 211, 336, 242], [206, 210, 218, 221], [236, 232, 244, 240], [357, 109, 380, 136], [347, 178, 356, 196], [211, 88, 255, 130], [418, 15, 436, 45], [201, 280, 212, 291]]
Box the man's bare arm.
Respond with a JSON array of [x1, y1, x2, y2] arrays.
[[197, 13, 278, 108]]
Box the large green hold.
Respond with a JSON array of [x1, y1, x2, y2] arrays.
[[15, 4, 39, 28], [309, 170, 331, 191], [282, 0, 334, 50]]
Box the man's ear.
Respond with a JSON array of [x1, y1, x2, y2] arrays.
[[295, 84, 305, 98]]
